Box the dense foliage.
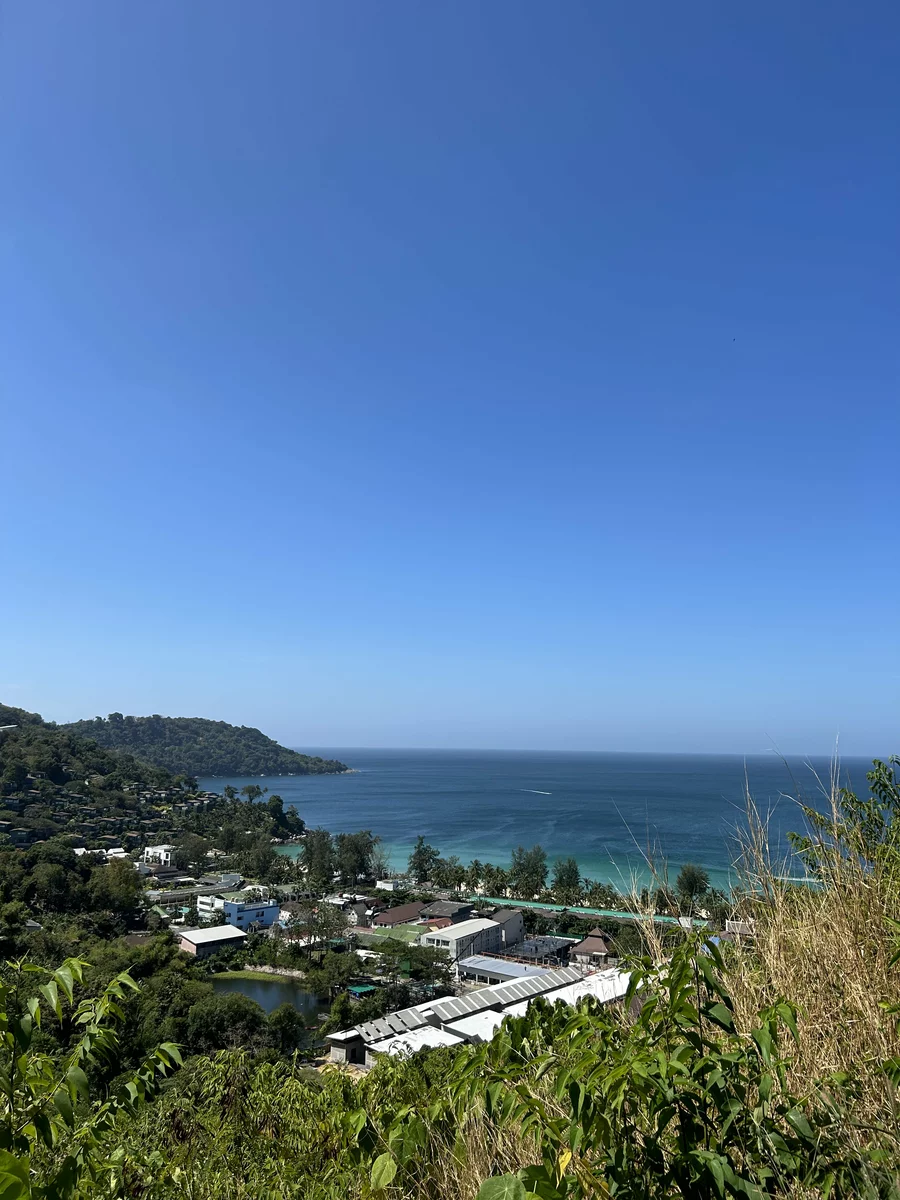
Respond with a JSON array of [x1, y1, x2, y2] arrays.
[[62, 714, 348, 777], [0, 705, 171, 795], [11, 932, 897, 1199]]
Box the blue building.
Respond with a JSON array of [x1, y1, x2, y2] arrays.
[[222, 896, 280, 931]]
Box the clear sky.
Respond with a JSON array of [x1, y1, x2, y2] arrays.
[[1, 2, 898, 755]]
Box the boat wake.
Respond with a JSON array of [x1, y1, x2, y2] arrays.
[[521, 789, 552, 795]]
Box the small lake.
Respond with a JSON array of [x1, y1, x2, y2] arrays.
[[211, 974, 325, 1020]]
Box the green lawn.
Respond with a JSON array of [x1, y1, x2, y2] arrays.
[[357, 923, 424, 945], [211, 969, 284, 982]]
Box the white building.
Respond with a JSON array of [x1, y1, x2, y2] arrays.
[[178, 925, 248, 959], [142, 844, 176, 868], [419, 917, 501, 960], [326, 965, 631, 1066]]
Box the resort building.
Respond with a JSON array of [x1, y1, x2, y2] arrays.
[[178, 926, 248, 959], [569, 930, 615, 967], [419, 917, 501, 960], [141, 843, 176, 868], [327, 966, 630, 1066], [457, 955, 551, 986], [485, 907, 525, 948]]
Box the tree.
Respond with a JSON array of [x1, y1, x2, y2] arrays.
[[481, 863, 509, 897], [0, 957, 181, 1198], [185, 992, 269, 1054], [371, 842, 391, 880], [174, 834, 210, 873], [267, 1003, 309, 1054], [509, 845, 548, 899], [584, 879, 624, 910], [676, 863, 710, 908], [466, 859, 484, 892], [322, 990, 355, 1035], [240, 784, 266, 804], [408, 836, 440, 884], [551, 856, 583, 905], [87, 857, 143, 920], [335, 830, 379, 884], [237, 833, 278, 881], [433, 855, 466, 892], [302, 828, 335, 889]]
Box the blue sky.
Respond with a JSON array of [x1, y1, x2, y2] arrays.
[[1, 2, 898, 754]]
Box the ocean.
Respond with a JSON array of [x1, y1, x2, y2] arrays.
[[199, 749, 875, 892]]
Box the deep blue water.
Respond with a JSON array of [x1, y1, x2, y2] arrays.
[[200, 749, 875, 892]]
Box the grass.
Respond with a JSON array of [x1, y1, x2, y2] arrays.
[[211, 969, 288, 983], [357, 923, 424, 944]]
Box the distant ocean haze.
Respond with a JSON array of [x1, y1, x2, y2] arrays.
[[200, 749, 875, 892]]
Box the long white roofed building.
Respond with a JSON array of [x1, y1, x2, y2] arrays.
[[326, 966, 630, 1067]]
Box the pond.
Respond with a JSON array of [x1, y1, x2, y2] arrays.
[[211, 973, 326, 1021]]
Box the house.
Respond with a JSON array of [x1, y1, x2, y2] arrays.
[[419, 917, 502, 960], [485, 908, 525, 948], [375, 879, 402, 892], [142, 844, 176, 868], [570, 930, 615, 967], [421, 900, 473, 924], [178, 926, 248, 959], [373, 902, 425, 928], [222, 895, 280, 931]]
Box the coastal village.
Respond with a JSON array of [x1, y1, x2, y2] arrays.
[[0, 764, 750, 1072]]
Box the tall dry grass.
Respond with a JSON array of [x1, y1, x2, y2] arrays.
[[725, 758, 900, 1133]]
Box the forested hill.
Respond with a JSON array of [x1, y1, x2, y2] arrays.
[[62, 713, 348, 776], [0, 702, 172, 790]]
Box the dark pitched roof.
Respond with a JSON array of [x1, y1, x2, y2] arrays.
[[422, 900, 472, 918], [488, 908, 525, 925], [571, 936, 612, 957], [372, 902, 425, 926]]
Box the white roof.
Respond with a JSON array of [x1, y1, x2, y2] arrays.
[[368, 1027, 464, 1057], [503, 1000, 531, 1018], [445, 1010, 507, 1043], [356, 1008, 429, 1042], [431, 918, 497, 941], [179, 925, 248, 945], [459, 955, 550, 979], [539, 969, 631, 1008]]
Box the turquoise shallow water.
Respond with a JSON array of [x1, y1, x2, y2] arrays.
[[200, 749, 875, 892]]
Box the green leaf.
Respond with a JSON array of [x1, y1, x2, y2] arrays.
[[476, 1178, 528, 1200], [53, 966, 75, 1005], [705, 1002, 734, 1032], [370, 1152, 397, 1191], [0, 1149, 30, 1200], [66, 1064, 89, 1104], [53, 1089, 74, 1127], [39, 982, 61, 1023], [785, 1107, 814, 1141]]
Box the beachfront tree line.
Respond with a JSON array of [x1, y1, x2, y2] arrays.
[[405, 834, 723, 917]]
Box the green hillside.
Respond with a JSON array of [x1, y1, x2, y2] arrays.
[[0, 702, 172, 792], [62, 713, 348, 777]]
